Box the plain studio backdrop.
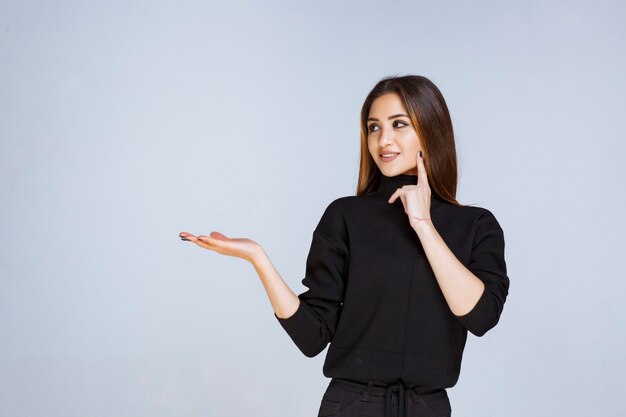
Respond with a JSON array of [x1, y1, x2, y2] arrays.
[[1, 1, 624, 416]]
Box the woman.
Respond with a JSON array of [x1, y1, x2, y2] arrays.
[[179, 75, 510, 417]]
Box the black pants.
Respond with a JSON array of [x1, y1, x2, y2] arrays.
[[317, 378, 452, 417]]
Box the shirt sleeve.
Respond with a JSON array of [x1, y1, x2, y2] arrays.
[[274, 199, 349, 358], [454, 209, 510, 337]]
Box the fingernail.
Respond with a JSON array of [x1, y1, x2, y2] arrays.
[[181, 237, 190, 241], [419, 151, 423, 158]]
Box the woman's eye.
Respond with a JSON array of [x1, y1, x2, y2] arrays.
[[368, 120, 407, 132]]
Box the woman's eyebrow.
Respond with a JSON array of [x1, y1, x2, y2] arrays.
[[367, 113, 409, 122]]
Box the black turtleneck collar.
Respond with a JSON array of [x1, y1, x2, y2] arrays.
[[373, 173, 446, 206]]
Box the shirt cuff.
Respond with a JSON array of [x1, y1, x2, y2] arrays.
[[274, 301, 310, 333], [454, 285, 491, 337]]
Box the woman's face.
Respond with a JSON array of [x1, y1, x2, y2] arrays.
[[367, 92, 422, 176]]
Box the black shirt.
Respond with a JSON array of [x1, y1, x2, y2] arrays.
[[274, 173, 510, 389]]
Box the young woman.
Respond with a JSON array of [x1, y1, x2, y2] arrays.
[[179, 75, 510, 417]]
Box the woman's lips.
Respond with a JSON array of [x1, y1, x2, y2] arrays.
[[380, 153, 399, 162]]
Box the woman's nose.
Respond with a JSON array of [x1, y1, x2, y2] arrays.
[[378, 128, 394, 145]]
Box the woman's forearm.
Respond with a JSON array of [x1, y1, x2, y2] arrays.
[[412, 220, 485, 316], [250, 248, 301, 319]]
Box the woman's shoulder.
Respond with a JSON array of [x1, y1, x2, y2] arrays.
[[320, 195, 360, 212], [314, 195, 371, 228], [451, 201, 505, 233]]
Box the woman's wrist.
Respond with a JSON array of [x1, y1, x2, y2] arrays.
[[249, 245, 267, 266], [411, 218, 435, 235]]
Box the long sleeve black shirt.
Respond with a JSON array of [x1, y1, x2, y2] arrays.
[[274, 174, 510, 389]]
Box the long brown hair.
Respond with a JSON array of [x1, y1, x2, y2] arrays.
[[356, 75, 463, 207]]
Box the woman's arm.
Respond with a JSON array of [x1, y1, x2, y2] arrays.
[[179, 231, 300, 319], [411, 221, 484, 316], [251, 248, 301, 319], [181, 203, 349, 356], [386, 152, 484, 316], [388, 151, 509, 336], [412, 212, 509, 337]]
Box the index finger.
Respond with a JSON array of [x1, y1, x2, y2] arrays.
[[416, 150, 428, 186]]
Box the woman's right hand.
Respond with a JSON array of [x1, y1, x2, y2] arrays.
[[179, 231, 263, 264]]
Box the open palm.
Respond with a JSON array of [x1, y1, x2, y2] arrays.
[[179, 231, 262, 264]]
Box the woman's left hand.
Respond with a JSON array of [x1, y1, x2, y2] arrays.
[[388, 150, 432, 229]]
